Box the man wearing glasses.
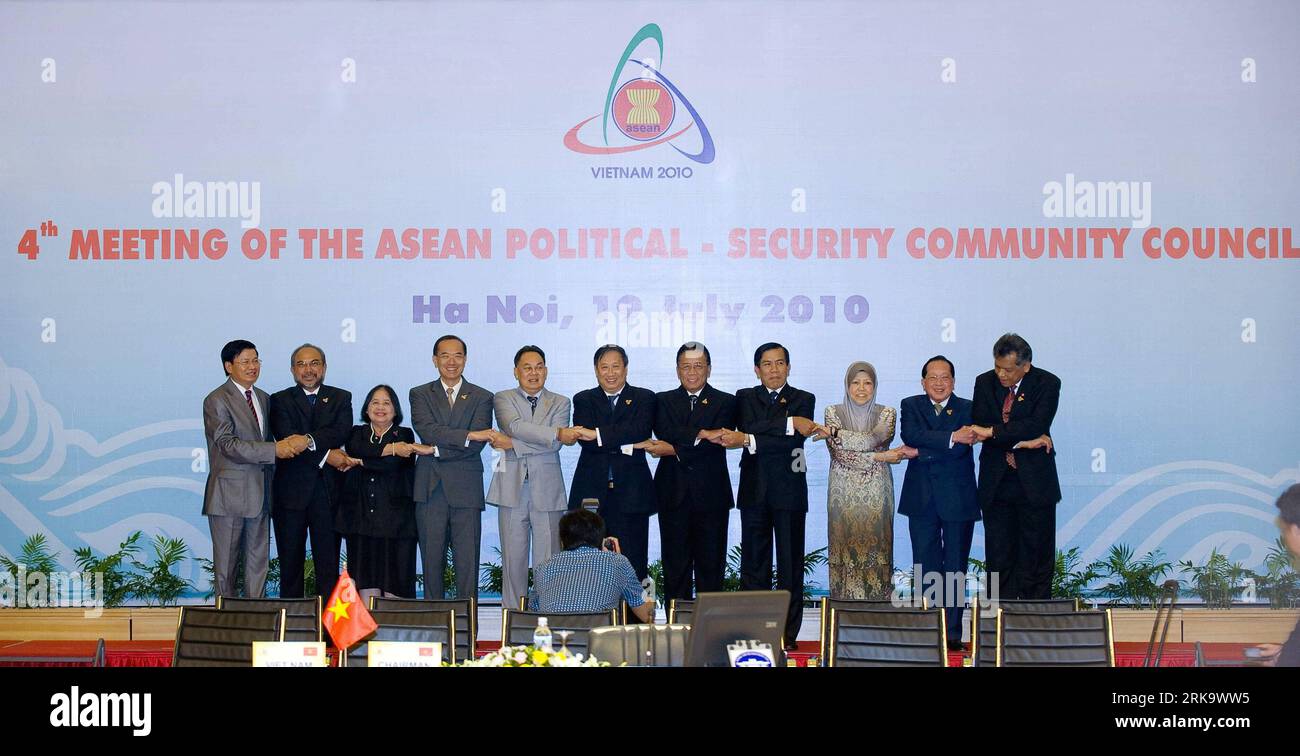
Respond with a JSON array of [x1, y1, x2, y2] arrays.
[[202, 340, 309, 598]]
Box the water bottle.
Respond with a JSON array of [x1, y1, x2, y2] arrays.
[[533, 616, 553, 652]]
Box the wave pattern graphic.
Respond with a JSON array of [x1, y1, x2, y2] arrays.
[[0, 355, 205, 567]]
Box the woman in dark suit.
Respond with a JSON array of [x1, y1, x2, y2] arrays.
[[335, 385, 433, 601]]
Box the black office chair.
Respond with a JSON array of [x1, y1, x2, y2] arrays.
[[172, 607, 285, 667], [819, 597, 924, 666], [501, 609, 618, 658], [827, 607, 948, 667], [217, 596, 322, 643], [972, 598, 1080, 666], [368, 597, 476, 662], [342, 609, 456, 667], [995, 608, 1115, 667], [668, 599, 695, 625], [589, 624, 691, 666]]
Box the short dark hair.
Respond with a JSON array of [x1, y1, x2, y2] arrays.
[[559, 509, 606, 550], [290, 343, 326, 366], [753, 342, 789, 366], [221, 340, 257, 374], [593, 344, 628, 367], [993, 333, 1032, 365], [676, 342, 711, 365], [433, 335, 467, 356], [514, 345, 546, 366], [922, 355, 955, 378], [1278, 484, 1300, 529], [360, 384, 404, 425]]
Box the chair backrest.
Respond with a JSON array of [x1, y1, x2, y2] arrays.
[[589, 624, 691, 667], [819, 597, 924, 664], [972, 598, 1080, 666], [172, 607, 285, 667], [368, 597, 476, 662], [343, 609, 455, 667], [217, 596, 322, 643], [502, 609, 618, 658], [828, 608, 948, 667], [996, 609, 1114, 667], [668, 599, 694, 625]]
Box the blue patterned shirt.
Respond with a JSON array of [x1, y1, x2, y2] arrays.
[[530, 546, 644, 612]]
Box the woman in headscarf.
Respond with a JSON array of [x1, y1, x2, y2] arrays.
[[821, 361, 914, 599]]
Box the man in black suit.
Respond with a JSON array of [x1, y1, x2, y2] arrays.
[[899, 355, 979, 647], [640, 342, 738, 603], [970, 333, 1060, 601], [568, 344, 657, 584], [269, 344, 353, 600], [718, 342, 819, 647]]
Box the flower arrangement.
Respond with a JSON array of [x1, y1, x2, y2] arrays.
[[459, 644, 610, 667]]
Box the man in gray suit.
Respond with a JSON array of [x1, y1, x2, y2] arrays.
[[486, 345, 580, 611], [202, 340, 308, 598], [409, 335, 496, 600]]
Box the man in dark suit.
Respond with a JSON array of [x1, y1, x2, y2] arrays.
[[409, 335, 497, 600], [202, 340, 307, 598], [718, 342, 819, 647], [640, 342, 738, 603], [899, 355, 979, 648], [568, 344, 657, 584], [970, 333, 1060, 601], [269, 344, 353, 601]]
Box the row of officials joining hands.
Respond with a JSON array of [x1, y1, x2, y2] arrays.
[[202, 332, 1060, 649]]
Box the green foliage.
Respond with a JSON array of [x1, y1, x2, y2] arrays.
[[646, 559, 665, 606], [127, 535, 193, 606], [1178, 548, 1253, 609], [719, 544, 826, 601], [0, 533, 61, 576], [1094, 544, 1171, 609], [1053, 546, 1101, 603], [1257, 537, 1300, 609], [73, 532, 143, 608]]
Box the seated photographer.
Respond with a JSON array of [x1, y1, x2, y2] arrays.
[[530, 509, 654, 623]]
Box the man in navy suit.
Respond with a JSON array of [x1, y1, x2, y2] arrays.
[[899, 355, 979, 648], [568, 344, 657, 584]]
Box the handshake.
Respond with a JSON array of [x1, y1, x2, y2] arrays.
[[274, 434, 312, 459], [556, 426, 598, 446], [949, 425, 1053, 452]]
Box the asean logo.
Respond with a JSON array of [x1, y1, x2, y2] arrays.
[[564, 23, 715, 164]]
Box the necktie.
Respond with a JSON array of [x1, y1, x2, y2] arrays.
[[244, 389, 260, 432], [527, 395, 538, 416], [1002, 388, 1017, 469], [933, 402, 943, 416], [689, 394, 698, 412], [446, 386, 456, 410], [307, 393, 317, 407], [769, 390, 779, 406], [609, 394, 618, 412]]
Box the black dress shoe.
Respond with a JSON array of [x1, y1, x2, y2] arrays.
[[950, 641, 968, 652], [784, 643, 800, 652]]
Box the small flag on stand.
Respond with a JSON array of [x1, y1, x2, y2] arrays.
[[323, 568, 377, 652]]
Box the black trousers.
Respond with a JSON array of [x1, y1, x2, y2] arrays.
[[272, 480, 339, 600], [740, 506, 806, 643], [982, 470, 1055, 600], [907, 509, 975, 641], [658, 497, 729, 602], [590, 482, 651, 581]]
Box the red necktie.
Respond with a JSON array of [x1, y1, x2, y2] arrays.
[[244, 389, 259, 430], [1001, 388, 1017, 469]]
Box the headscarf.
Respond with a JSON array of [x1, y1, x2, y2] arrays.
[[836, 361, 881, 432]]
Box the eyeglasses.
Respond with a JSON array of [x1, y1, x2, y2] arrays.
[[293, 360, 324, 369]]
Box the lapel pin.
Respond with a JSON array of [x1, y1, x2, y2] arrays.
[[462, 393, 470, 400], [1017, 395, 1025, 402], [624, 398, 632, 406], [946, 408, 953, 415], [701, 398, 709, 405], [779, 397, 787, 404], [322, 397, 329, 403]]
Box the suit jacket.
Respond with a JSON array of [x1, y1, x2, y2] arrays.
[[652, 384, 737, 512], [269, 384, 353, 513], [971, 367, 1062, 506], [735, 384, 815, 513], [409, 379, 494, 510], [202, 379, 276, 518], [486, 387, 570, 511], [899, 394, 980, 522], [567, 384, 657, 515]]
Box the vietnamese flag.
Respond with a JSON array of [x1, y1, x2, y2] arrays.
[[323, 568, 377, 651]]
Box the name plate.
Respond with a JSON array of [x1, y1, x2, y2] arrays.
[[727, 640, 776, 668], [252, 642, 328, 667], [367, 641, 444, 667]]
